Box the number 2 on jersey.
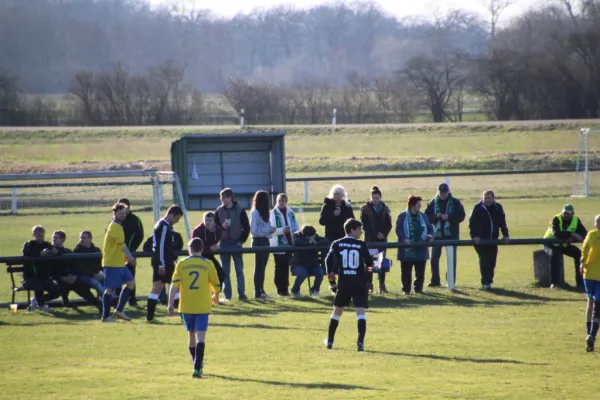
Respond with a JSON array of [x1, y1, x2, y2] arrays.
[[340, 249, 360, 269], [188, 271, 200, 290]]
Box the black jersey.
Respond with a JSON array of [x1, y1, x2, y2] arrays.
[[325, 236, 374, 284], [152, 218, 175, 268]]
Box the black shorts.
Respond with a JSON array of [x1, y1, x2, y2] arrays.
[[152, 265, 174, 284], [333, 282, 369, 309]]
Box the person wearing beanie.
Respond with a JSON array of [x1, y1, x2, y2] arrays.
[[395, 195, 434, 295], [424, 183, 465, 287], [543, 203, 587, 289], [360, 185, 392, 293]]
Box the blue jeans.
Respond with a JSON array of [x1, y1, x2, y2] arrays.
[[220, 242, 245, 299], [291, 266, 324, 294], [77, 276, 104, 296], [252, 237, 270, 296], [430, 245, 457, 285]]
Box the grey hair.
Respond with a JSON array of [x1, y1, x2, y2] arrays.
[[327, 184, 350, 205]]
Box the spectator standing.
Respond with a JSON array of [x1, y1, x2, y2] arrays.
[[396, 195, 434, 295], [359, 185, 392, 294], [543, 204, 587, 289], [116, 198, 144, 306], [214, 188, 250, 302], [192, 212, 225, 292], [289, 225, 329, 297], [319, 184, 355, 293], [468, 190, 510, 290], [424, 183, 466, 287], [269, 193, 301, 296], [21, 225, 59, 311], [250, 190, 276, 299]]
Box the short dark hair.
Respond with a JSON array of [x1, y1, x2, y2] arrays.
[[167, 205, 184, 217], [81, 231, 92, 239], [117, 198, 131, 207], [301, 225, 317, 237], [344, 219, 362, 234], [189, 237, 204, 253], [204, 211, 215, 219], [53, 230, 66, 240], [407, 195, 422, 208], [220, 188, 234, 198], [112, 202, 127, 213]]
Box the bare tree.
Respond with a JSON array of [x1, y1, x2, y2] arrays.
[[68, 71, 98, 125], [482, 0, 514, 39]]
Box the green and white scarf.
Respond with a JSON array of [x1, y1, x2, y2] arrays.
[[403, 211, 427, 258], [273, 207, 298, 246], [434, 194, 454, 238]]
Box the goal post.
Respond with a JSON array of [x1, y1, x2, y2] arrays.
[[0, 169, 192, 240], [572, 127, 600, 198]]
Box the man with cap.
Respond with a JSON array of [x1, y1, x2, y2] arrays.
[[543, 204, 587, 289], [425, 183, 466, 287]]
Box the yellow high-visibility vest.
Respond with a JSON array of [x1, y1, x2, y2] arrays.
[[543, 214, 579, 247]]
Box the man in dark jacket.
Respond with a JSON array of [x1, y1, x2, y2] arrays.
[[425, 183, 466, 287], [21, 225, 60, 311], [193, 212, 225, 292], [214, 188, 250, 302], [73, 231, 104, 296], [117, 198, 144, 306], [469, 190, 510, 290], [289, 225, 330, 297], [543, 204, 587, 289]]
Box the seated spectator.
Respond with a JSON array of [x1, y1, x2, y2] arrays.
[[21, 225, 60, 311], [289, 225, 330, 297], [45, 230, 101, 312], [73, 231, 104, 297], [192, 212, 225, 292]]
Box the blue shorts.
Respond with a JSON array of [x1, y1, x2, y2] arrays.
[[103, 266, 134, 289], [584, 279, 600, 300], [182, 313, 209, 332]]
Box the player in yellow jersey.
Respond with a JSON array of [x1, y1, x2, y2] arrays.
[[101, 203, 137, 323], [581, 215, 600, 352], [168, 238, 220, 378]]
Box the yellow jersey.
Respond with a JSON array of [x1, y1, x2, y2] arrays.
[[171, 256, 220, 314], [102, 220, 126, 268], [582, 229, 600, 281]]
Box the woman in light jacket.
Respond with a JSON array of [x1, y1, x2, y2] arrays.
[[250, 190, 276, 299], [269, 193, 301, 296], [396, 195, 434, 295]]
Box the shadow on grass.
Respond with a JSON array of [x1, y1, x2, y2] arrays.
[[368, 350, 548, 366], [209, 374, 380, 390], [211, 322, 308, 331]]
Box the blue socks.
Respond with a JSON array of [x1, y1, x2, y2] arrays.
[[102, 293, 112, 319], [194, 342, 206, 370], [116, 288, 130, 312]]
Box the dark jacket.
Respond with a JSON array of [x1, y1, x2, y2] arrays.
[[215, 201, 250, 244], [360, 201, 392, 244], [21, 240, 52, 280], [122, 212, 144, 251], [396, 211, 434, 261], [290, 232, 330, 269], [319, 198, 355, 242], [468, 201, 509, 241], [143, 230, 183, 261], [73, 242, 102, 277], [192, 223, 222, 256], [424, 195, 466, 239], [551, 215, 587, 240], [45, 246, 73, 280]]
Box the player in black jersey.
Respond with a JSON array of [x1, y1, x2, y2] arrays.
[[324, 219, 374, 351]]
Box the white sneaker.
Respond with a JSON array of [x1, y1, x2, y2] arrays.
[[310, 290, 320, 297], [102, 316, 117, 323], [219, 298, 231, 303], [40, 304, 51, 312], [113, 311, 131, 321], [29, 297, 38, 311], [259, 293, 270, 299], [291, 291, 302, 298]]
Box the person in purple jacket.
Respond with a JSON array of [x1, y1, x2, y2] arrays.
[[192, 212, 225, 292]]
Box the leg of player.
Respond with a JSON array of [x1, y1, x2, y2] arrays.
[[193, 330, 207, 378], [325, 307, 343, 349], [188, 331, 197, 364], [356, 307, 366, 352], [114, 280, 134, 321], [146, 281, 164, 323], [586, 297, 594, 351], [101, 288, 116, 322]]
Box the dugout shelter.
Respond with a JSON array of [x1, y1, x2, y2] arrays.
[[171, 132, 286, 210]]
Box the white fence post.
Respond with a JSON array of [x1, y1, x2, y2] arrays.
[[332, 108, 337, 127], [445, 175, 450, 186], [11, 187, 17, 215], [446, 245, 455, 290], [304, 181, 309, 204], [240, 108, 245, 128]]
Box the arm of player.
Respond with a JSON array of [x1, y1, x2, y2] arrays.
[[581, 231, 594, 268], [325, 243, 336, 279], [208, 264, 220, 305], [168, 263, 181, 315]]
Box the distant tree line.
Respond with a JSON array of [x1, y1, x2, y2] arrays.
[[1, 0, 600, 125]]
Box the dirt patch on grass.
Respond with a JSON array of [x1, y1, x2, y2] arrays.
[[0, 160, 171, 174]]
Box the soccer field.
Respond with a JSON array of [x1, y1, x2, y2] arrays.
[[2, 123, 600, 399]]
